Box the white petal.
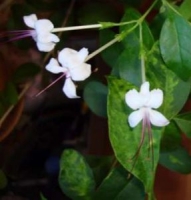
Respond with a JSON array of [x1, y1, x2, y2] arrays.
[[148, 109, 169, 127], [63, 78, 80, 98], [45, 58, 67, 73], [70, 63, 91, 81], [58, 48, 84, 68], [23, 14, 37, 28], [77, 48, 89, 62], [128, 109, 144, 128], [140, 81, 150, 95], [149, 89, 163, 109], [125, 89, 145, 110], [36, 42, 55, 52], [34, 19, 54, 34], [37, 33, 60, 43]]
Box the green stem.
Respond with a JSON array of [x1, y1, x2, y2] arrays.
[[139, 24, 146, 83], [85, 36, 120, 62], [52, 24, 102, 32], [162, 0, 180, 16]]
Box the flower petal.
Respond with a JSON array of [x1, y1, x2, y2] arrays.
[[148, 109, 169, 127], [37, 33, 60, 43], [149, 89, 163, 109], [35, 19, 54, 33], [77, 48, 89, 62], [70, 63, 91, 81], [45, 58, 67, 73], [140, 81, 150, 95], [23, 14, 37, 28], [125, 89, 145, 110], [36, 42, 55, 52], [63, 78, 80, 98], [128, 109, 144, 128], [58, 48, 86, 68]]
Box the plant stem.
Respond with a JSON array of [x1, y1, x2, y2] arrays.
[[139, 24, 146, 83], [52, 24, 102, 32], [85, 36, 120, 62]]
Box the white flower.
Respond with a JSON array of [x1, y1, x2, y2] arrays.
[[23, 14, 60, 52], [45, 47, 91, 98], [125, 82, 169, 128]]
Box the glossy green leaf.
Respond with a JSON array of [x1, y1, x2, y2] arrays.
[[83, 81, 108, 117], [147, 44, 191, 119], [160, 122, 181, 152], [59, 149, 95, 200], [99, 29, 123, 68], [174, 112, 191, 138], [160, 147, 191, 174], [118, 9, 154, 86], [12, 62, 41, 83], [108, 76, 162, 199], [160, 12, 191, 80], [120, 8, 154, 49], [94, 166, 145, 200]]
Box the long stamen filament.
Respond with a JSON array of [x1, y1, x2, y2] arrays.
[[36, 73, 66, 97]]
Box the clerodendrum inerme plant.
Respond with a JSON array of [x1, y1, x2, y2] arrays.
[[4, 0, 191, 199]]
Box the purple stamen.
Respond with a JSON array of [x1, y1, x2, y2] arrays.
[[35, 73, 66, 97], [0, 30, 36, 44]]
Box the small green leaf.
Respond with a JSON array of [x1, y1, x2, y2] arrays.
[[59, 149, 95, 200], [174, 112, 191, 138], [12, 62, 41, 83], [94, 166, 145, 200], [160, 12, 191, 80], [160, 147, 191, 174], [83, 81, 108, 117], [99, 29, 123, 68]]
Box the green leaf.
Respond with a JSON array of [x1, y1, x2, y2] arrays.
[[160, 147, 191, 174], [94, 166, 145, 200], [160, 122, 181, 152], [0, 169, 7, 189], [147, 43, 191, 119], [83, 81, 108, 117], [12, 62, 41, 83], [85, 155, 113, 186], [179, 0, 191, 20], [99, 29, 123, 68], [160, 12, 191, 80], [107, 76, 162, 198], [59, 149, 95, 200], [174, 112, 191, 138], [117, 8, 154, 86], [120, 8, 154, 50]]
